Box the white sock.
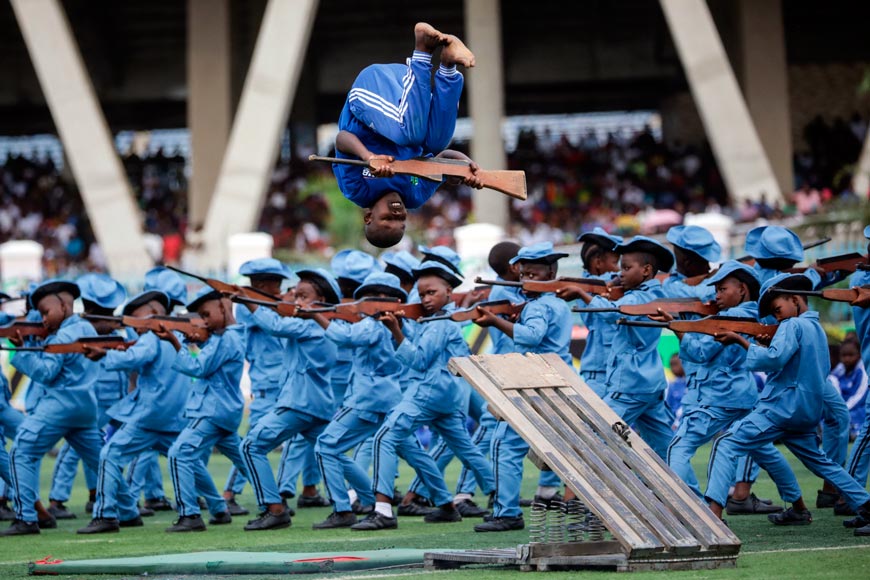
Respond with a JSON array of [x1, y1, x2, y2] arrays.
[[453, 493, 473, 504], [536, 486, 559, 500], [375, 501, 393, 518], [347, 489, 358, 505]]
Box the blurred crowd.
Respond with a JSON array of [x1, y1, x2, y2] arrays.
[[0, 112, 867, 268]]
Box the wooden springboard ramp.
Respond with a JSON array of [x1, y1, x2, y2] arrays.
[[434, 352, 740, 572]]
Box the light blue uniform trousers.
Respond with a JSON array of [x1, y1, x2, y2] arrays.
[[603, 391, 673, 460]]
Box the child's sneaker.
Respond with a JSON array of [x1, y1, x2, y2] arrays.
[[768, 507, 812, 526]]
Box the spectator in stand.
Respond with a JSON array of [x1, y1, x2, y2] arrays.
[[830, 338, 868, 441]]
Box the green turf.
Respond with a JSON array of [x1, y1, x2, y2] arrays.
[[1, 442, 869, 579]]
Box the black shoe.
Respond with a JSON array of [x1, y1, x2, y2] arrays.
[[243, 510, 291, 531], [816, 490, 840, 509], [138, 504, 155, 517], [120, 516, 143, 528], [834, 502, 856, 516], [226, 499, 249, 516], [38, 516, 57, 529], [474, 516, 525, 532], [726, 494, 784, 515], [392, 490, 404, 506], [165, 514, 207, 532], [313, 512, 358, 529], [48, 502, 76, 520], [424, 507, 461, 523], [197, 497, 208, 511], [144, 497, 173, 511], [350, 511, 397, 531], [0, 505, 15, 521], [518, 498, 532, 507], [85, 500, 95, 514], [855, 523, 870, 536], [209, 511, 232, 525], [532, 492, 564, 509], [351, 500, 373, 515], [279, 498, 296, 517], [77, 518, 120, 534], [768, 507, 812, 526], [297, 493, 331, 508], [844, 515, 869, 528], [398, 502, 434, 516], [1, 519, 40, 536], [455, 499, 489, 518]]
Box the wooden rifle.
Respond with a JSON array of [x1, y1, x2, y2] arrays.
[[309, 154, 527, 201], [0, 336, 135, 354], [232, 296, 299, 318], [573, 298, 719, 317], [617, 315, 778, 338], [680, 236, 833, 286], [299, 297, 426, 322], [451, 286, 492, 305], [167, 266, 281, 301], [786, 252, 868, 276], [785, 286, 870, 307], [419, 299, 525, 323], [475, 277, 625, 300], [83, 314, 210, 341], [0, 321, 49, 340]]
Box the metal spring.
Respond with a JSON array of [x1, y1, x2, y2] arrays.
[[564, 498, 587, 542], [528, 501, 547, 543], [587, 513, 606, 542], [547, 500, 566, 543]]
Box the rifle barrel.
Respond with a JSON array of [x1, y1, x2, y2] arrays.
[[785, 290, 824, 297], [572, 307, 619, 313], [474, 277, 521, 287], [308, 154, 369, 167], [232, 296, 280, 307], [616, 318, 668, 328], [166, 265, 208, 283]]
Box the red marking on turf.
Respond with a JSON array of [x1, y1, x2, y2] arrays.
[[293, 556, 370, 563]]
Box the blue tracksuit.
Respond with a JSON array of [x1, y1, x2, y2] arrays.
[[240, 308, 335, 510], [0, 371, 24, 492], [490, 293, 572, 519], [846, 267, 870, 487], [666, 301, 772, 497], [316, 317, 403, 513], [49, 336, 128, 503], [590, 279, 673, 459], [168, 325, 248, 517], [334, 52, 462, 209], [9, 315, 102, 523], [706, 311, 870, 510], [577, 272, 619, 396], [91, 331, 199, 521], [373, 315, 494, 508]]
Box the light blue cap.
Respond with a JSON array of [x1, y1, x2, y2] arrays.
[[418, 245, 462, 275], [758, 272, 814, 317], [331, 249, 381, 283], [616, 235, 676, 273], [29, 279, 80, 310], [296, 268, 343, 305], [239, 258, 294, 280], [144, 267, 187, 307], [382, 250, 421, 278], [76, 273, 127, 310], [413, 260, 464, 289], [706, 260, 760, 300], [744, 226, 803, 262], [666, 225, 721, 263], [509, 241, 569, 265], [864, 225, 870, 239], [576, 227, 623, 249], [354, 272, 408, 302], [186, 286, 222, 312]]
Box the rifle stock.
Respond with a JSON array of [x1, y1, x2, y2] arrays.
[[573, 299, 718, 317], [618, 315, 777, 337], [788, 286, 870, 306], [121, 315, 209, 341], [310, 155, 528, 200], [421, 300, 524, 323], [0, 321, 49, 340], [1, 336, 135, 355]]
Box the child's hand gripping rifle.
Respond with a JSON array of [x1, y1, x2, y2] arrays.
[[310, 155, 528, 201]]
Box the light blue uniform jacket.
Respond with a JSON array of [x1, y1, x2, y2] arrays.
[[513, 293, 572, 366]]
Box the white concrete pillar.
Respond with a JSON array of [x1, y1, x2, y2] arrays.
[[737, 0, 793, 196], [659, 0, 782, 204], [201, 0, 319, 269], [464, 0, 510, 228], [11, 0, 152, 277], [854, 132, 870, 198], [187, 0, 232, 227]]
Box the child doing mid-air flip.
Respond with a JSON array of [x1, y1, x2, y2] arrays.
[[333, 23, 483, 248]]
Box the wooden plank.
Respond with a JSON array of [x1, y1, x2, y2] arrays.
[[525, 387, 701, 553], [537, 353, 741, 550], [485, 353, 570, 390], [526, 541, 624, 558], [452, 356, 664, 554]]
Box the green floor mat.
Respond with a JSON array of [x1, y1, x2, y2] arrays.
[[29, 548, 431, 575]]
